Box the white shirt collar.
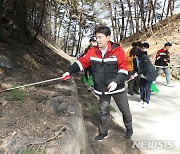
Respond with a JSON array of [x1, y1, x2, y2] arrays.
[[100, 46, 108, 58]]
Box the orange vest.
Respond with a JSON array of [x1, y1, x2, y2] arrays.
[[126, 48, 134, 71]]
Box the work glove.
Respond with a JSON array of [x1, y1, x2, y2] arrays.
[[107, 82, 117, 92], [130, 72, 138, 80], [62, 72, 70, 81]]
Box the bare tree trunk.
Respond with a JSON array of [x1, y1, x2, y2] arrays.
[[147, 0, 152, 26], [126, 0, 134, 34], [137, 0, 141, 32], [167, 0, 174, 17], [44, 6, 52, 42], [75, 27, 85, 56], [161, 0, 166, 20], [151, 0, 157, 25], [11, 0, 30, 43], [134, 0, 138, 33], [170, 0, 174, 15], [166, 0, 170, 17], [145, 0, 151, 26], [71, 23, 77, 55], [64, 11, 72, 53], [108, 1, 116, 42], [57, 9, 65, 39], [119, 0, 124, 41], [54, 6, 58, 44], [117, 17, 121, 42], [76, 4, 84, 55], [139, 0, 147, 31], [76, 32, 81, 56], [78, 28, 84, 55], [34, 0, 46, 39], [114, 3, 119, 42], [124, 15, 129, 38]]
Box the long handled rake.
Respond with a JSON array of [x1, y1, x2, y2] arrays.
[[0, 76, 63, 93], [0, 75, 140, 93]]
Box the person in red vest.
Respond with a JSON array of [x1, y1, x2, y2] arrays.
[[62, 26, 133, 141]]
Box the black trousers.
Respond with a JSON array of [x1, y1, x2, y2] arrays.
[[133, 76, 140, 93], [84, 66, 92, 81], [127, 70, 140, 93], [127, 70, 135, 93], [99, 91, 132, 134]]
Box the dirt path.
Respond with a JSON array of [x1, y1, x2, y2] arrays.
[[74, 74, 140, 154]]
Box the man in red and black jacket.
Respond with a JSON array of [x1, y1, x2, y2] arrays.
[[62, 26, 133, 141], [154, 42, 172, 86]]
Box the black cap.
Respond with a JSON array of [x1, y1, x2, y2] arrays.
[[89, 37, 96, 42]]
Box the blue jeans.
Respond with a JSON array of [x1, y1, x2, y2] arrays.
[[140, 78, 152, 103], [156, 67, 170, 85]]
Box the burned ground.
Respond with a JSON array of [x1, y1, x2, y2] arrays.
[[0, 41, 78, 153]]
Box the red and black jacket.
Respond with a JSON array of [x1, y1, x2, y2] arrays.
[[68, 41, 128, 95], [155, 48, 170, 68]]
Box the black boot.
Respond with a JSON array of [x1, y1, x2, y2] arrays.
[[126, 128, 133, 139]]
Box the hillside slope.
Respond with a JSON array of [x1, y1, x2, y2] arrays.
[[0, 40, 93, 153]]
